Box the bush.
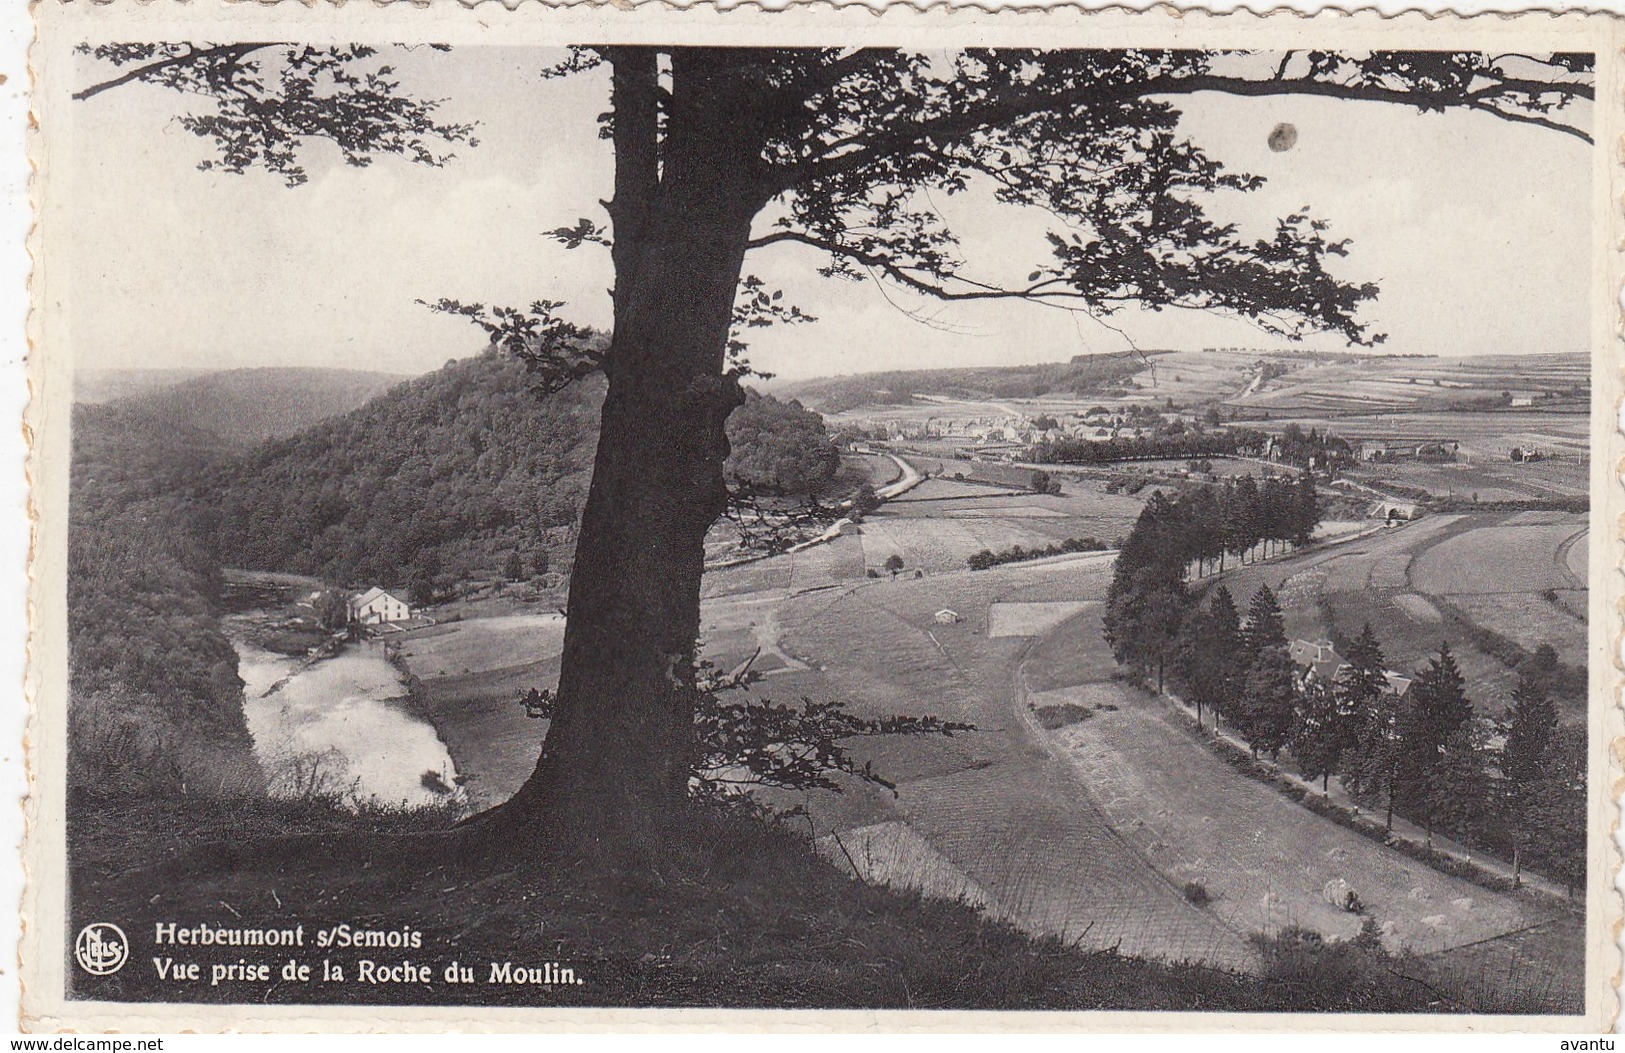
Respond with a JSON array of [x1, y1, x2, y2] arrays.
[[1249, 923, 1418, 1010], [966, 536, 1107, 570], [1033, 703, 1093, 729], [1182, 881, 1211, 906]]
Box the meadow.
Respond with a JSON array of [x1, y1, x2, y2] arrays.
[[1232, 353, 1587, 415], [380, 457, 1583, 999], [1213, 511, 1588, 717]]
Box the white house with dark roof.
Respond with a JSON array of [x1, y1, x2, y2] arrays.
[[348, 586, 411, 626], [1288, 639, 1348, 686], [1288, 638, 1413, 698]]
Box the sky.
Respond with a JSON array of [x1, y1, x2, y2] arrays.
[[58, 47, 1593, 383]]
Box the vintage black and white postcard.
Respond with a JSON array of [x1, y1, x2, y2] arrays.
[[21, 0, 1624, 1032]]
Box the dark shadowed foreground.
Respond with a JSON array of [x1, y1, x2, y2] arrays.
[[70, 793, 1491, 1012]]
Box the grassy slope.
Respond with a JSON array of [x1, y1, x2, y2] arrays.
[[68, 794, 1442, 1012]]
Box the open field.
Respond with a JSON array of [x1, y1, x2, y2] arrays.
[[389, 476, 1584, 995], [774, 566, 1251, 968], [1213, 511, 1588, 716], [989, 600, 1096, 638], [1235, 408, 1586, 449], [395, 613, 566, 680], [1229, 353, 1587, 415], [1346, 458, 1587, 503], [891, 476, 1029, 502], [812, 352, 1584, 432], [1020, 607, 1561, 961], [863, 484, 1143, 575], [1411, 522, 1586, 595]]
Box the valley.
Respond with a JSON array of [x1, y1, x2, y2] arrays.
[[379, 436, 1585, 1005], [67, 347, 1593, 1012]]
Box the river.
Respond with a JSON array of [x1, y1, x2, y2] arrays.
[[228, 622, 464, 810]]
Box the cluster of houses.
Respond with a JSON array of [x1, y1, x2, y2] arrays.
[[848, 408, 1167, 446], [1356, 439, 1460, 464]]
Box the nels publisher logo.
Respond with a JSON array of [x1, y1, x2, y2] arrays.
[[74, 923, 129, 976]]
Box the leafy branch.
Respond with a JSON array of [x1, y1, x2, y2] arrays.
[[416, 298, 602, 396], [74, 42, 476, 187], [517, 654, 973, 799]]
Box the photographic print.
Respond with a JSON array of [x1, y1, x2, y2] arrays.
[[22, 1, 1622, 1031]]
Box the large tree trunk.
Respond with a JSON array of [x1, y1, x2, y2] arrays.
[[486, 49, 771, 853]]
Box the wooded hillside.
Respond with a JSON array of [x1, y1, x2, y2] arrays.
[[197, 350, 603, 590], [68, 402, 260, 798]]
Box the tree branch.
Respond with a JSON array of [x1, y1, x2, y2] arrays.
[[780, 60, 1590, 192], [72, 43, 274, 102]]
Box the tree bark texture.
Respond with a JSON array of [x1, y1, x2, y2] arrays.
[[498, 50, 774, 850]]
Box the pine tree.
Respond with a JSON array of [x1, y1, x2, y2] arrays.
[[1337, 622, 1388, 757], [1291, 678, 1343, 791], [1172, 586, 1242, 728], [1241, 645, 1297, 758], [1241, 584, 1287, 667], [1292, 471, 1320, 547], [1502, 675, 1558, 788], [1494, 674, 1560, 883], [1397, 643, 1473, 842], [1116, 490, 1179, 578], [1521, 725, 1587, 897], [1340, 685, 1406, 830], [1426, 722, 1489, 847], [1103, 564, 1189, 692], [1226, 476, 1262, 565]]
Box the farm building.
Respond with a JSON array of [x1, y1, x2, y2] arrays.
[[1288, 639, 1413, 698], [934, 609, 961, 624], [1288, 639, 1347, 685], [1357, 439, 1460, 463], [348, 586, 412, 626]]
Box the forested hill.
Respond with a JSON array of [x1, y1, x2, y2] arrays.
[[84, 366, 411, 448], [774, 352, 1157, 414], [197, 350, 603, 592], [69, 402, 261, 798]]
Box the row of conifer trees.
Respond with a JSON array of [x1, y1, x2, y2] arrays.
[[1102, 483, 1586, 893]]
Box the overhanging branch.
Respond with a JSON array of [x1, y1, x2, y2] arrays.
[[72, 43, 274, 101]]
